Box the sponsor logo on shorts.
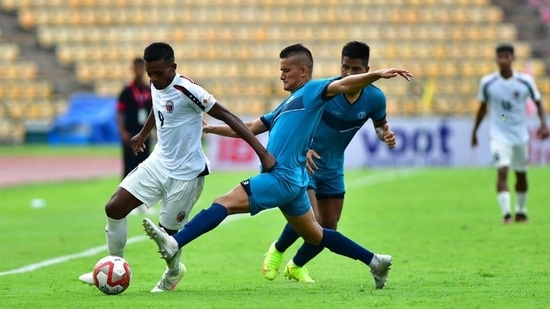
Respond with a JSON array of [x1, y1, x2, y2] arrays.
[[176, 211, 186, 223]]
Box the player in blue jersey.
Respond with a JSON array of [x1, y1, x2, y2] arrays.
[[204, 41, 396, 283], [142, 43, 411, 289], [261, 41, 397, 282]]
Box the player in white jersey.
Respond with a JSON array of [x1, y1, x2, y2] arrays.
[[471, 43, 548, 224], [78, 42, 275, 292]]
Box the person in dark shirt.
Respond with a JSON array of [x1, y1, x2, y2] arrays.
[[117, 58, 153, 214]]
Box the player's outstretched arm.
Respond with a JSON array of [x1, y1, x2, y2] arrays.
[[326, 68, 412, 97], [203, 118, 268, 137], [207, 103, 275, 171]]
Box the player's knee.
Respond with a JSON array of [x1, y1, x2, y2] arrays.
[[105, 200, 128, 220], [300, 229, 323, 245]]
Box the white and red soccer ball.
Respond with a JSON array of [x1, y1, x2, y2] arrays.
[[92, 256, 132, 295]]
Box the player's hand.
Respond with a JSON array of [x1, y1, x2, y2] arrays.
[[471, 135, 478, 148], [259, 152, 276, 172], [305, 149, 321, 174], [378, 68, 412, 81], [538, 125, 549, 140], [202, 120, 212, 134], [382, 123, 396, 149], [130, 133, 147, 155]]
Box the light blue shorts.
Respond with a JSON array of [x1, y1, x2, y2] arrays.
[[240, 172, 311, 217]]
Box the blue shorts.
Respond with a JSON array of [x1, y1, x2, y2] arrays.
[[307, 169, 345, 199], [240, 172, 311, 217]]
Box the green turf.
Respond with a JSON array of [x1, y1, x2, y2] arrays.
[[1, 168, 549, 308], [0, 144, 121, 157]]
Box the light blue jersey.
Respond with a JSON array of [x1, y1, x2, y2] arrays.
[[308, 83, 386, 197], [242, 78, 335, 216]]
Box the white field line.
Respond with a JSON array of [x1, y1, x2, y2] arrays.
[[0, 169, 416, 277]]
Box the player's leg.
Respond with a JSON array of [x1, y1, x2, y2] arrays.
[[491, 140, 512, 223], [282, 201, 392, 289], [284, 175, 345, 281], [262, 188, 318, 280], [108, 159, 163, 256], [79, 161, 162, 284], [512, 143, 529, 222], [316, 197, 344, 229], [142, 172, 293, 261], [150, 176, 205, 292], [284, 197, 344, 282], [142, 178, 255, 260]]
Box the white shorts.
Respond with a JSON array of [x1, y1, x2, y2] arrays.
[[490, 140, 529, 172], [120, 159, 205, 230]]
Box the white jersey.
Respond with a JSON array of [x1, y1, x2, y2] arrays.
[[148, 74, 216, 180], [477, 70, 540, 145]]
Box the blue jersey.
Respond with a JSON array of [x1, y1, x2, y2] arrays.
[[312, 83, 386, 178], [260, 78, 334, 187]]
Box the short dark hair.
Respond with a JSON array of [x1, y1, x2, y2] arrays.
[[279, 43, 314, 72], [496, 43, 514, 55], [143, 42, 175, 64], [342, 41, 370, 66], [133, 57, 145, 66]]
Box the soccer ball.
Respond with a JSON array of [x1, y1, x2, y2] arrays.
[[92, 256, 132, 295]]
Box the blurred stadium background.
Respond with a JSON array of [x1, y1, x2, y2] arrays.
[[0, 0, 549, 155]]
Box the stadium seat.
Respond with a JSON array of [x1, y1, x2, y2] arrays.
[[2, 0, 547, 119]]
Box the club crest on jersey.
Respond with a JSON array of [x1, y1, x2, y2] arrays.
[[165, 100, 174, 113], [357, 111, 367, 119]]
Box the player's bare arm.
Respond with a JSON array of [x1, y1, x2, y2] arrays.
[[131, 109, 156, 155], [207, 103, 276, 171], [471, 102, 488, 147], [534, 100, 549, 139], [203, 117, 268, 137], [325, 68, 411, 97]]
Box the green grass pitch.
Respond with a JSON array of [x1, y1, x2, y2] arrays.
[[1, 155, 549, 308]]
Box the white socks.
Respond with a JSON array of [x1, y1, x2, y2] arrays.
[[515, 191, 527, 214], [497, 191, 511, 216], [106, 217, 128, 257], [167, 249, 183, 276]]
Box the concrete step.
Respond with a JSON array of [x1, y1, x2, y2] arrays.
[[0, 10, 92, 97]]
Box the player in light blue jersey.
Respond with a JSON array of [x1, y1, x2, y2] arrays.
[[142, 44, 411, 290], [205, 42, 397, 282], [262, 41, 397, 282]]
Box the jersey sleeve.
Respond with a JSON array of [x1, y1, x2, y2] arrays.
[[371, 88, 387, 121], [175, 79, 217, 113], [477, 76, 489, 103], [260, 101, 285, 130], [524, 74, 542, 101], [302, 78, 334, 110]]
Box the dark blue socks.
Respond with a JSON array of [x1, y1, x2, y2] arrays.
[[294, 228, 374, 266], [172, 203, 228, 247], [274, 223, 300, 252], [293, 242, 324, 267]]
